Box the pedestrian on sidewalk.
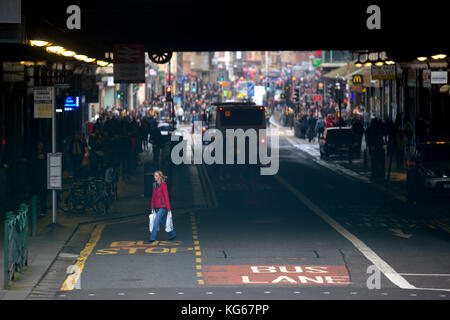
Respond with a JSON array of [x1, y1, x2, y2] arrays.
[[366, 118, 385, 179], [149, 125, 164, 163], [149, 170, 176, 242], [307, 114, 317, 143], [315, 115, 325, 139]]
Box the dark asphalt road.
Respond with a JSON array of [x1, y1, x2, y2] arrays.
[[46, 132, 450, 300]]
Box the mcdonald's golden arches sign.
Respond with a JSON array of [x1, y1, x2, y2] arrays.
[[352, 75, 363, 84]]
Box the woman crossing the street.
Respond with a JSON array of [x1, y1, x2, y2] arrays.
[[149, 170, 176, 242]]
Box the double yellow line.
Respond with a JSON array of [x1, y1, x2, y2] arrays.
[[60, 224, 105, 291], [60, 217, 139, 291]]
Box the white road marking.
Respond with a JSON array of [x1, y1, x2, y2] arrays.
[[276, 174, 450, 293], [399, 273, 450, 277], [280, 124, 408, 202], [275, 174, 416, 290], [389, 229, 413, 239]]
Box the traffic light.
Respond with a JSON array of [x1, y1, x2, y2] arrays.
[[117, 91, 124, 100], [192, 82, 196, 93], [166, 86, 172, 100], [266, 82, 270, 92], [293, 88, 300, 102]]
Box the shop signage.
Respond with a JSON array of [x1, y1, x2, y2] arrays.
[[312, 59, 322, 67], [0, 0, 21, 23], [352, 75, 363, 84], [371, 65, 396, 80], [313, 95, 322, 102], [431, 71, 448, 84], [352, 85, 362, 92]]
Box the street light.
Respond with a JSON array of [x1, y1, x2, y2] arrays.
[[46, 46, 65, 54], [96, 60, 109, 67], [431, 54, 447, 60], [74, 54, 88, 61], [29, 40, 50, 47], [60, 50, 76, 57]]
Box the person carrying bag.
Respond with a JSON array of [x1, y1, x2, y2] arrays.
[[148, 170, 176, 242]]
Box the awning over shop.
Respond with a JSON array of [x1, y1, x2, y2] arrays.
[[322, 62, 370, 80]]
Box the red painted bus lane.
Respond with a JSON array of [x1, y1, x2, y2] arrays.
[[202, 265, 350, 285]]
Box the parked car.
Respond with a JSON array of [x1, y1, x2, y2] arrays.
[[406, 141, 450, 199], [319, 127, 360, 162]]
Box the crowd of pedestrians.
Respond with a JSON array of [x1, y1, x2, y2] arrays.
[[276, 98, 418, 179], [70, 110, 168, 182]]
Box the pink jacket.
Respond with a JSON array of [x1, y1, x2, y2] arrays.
[[151, 180, 171, 211]]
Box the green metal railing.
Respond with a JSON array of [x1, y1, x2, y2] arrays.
[[3, 203, 29, 289]]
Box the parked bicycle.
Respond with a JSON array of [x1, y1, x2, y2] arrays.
[[58, 168, 117, 214]]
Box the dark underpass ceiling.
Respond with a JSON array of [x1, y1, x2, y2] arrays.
[[22, 0, 448, 58]]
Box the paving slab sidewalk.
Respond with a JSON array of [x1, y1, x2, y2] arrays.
[[0, 144, 197, 300]]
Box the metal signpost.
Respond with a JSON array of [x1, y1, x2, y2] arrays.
[[34, 86, 59, 224]]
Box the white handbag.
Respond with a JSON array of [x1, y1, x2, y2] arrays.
[[165, 211, 173, 232], [149, 210, 158, 233], [149, 210, 173, 233]]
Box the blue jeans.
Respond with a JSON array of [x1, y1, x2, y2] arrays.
[[150, 208, 176, 241]]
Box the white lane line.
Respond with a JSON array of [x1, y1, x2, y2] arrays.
[[283, 132, 407, 203], [275, 174, 416, 290], [399, 273, 450, 277]]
